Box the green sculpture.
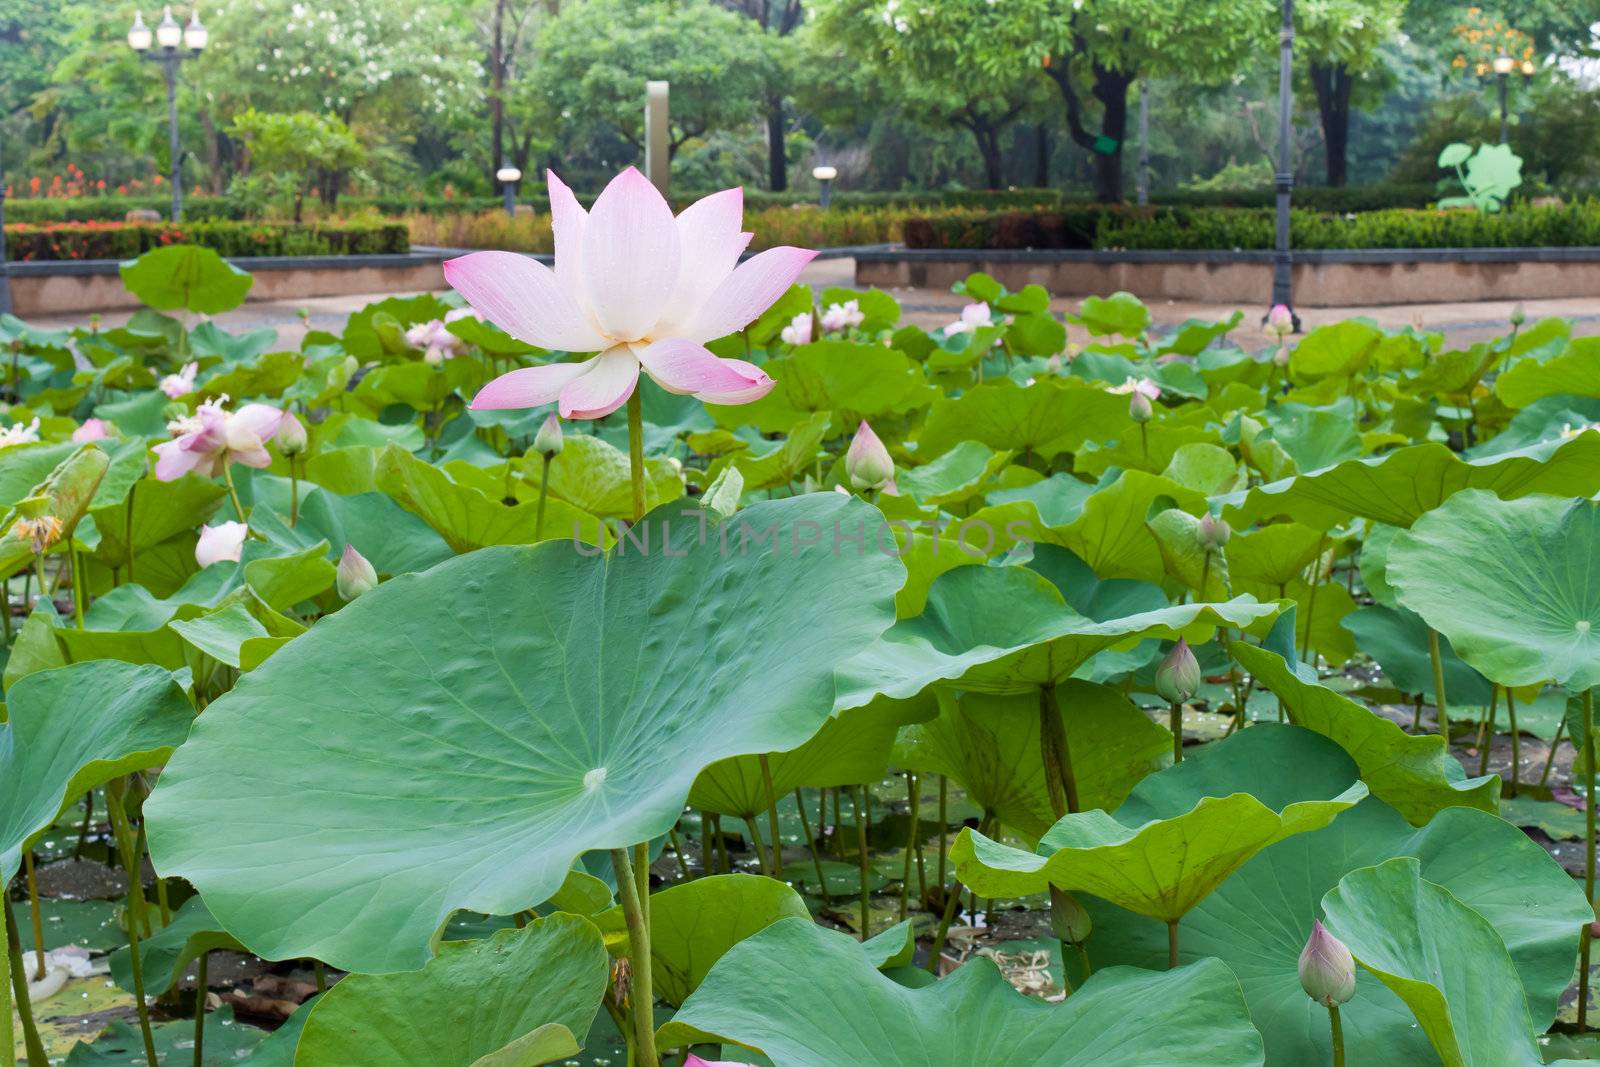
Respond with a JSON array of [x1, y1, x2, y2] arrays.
[[1436, 142, 1523, 212]]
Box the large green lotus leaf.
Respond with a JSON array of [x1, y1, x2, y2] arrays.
[[145, 494, 902, 973], [64, 1006, 266, 1067], [896, 683, 1169, 840], [89, 473, 228, 570], [1074, 423, 1223, 479], [1232, 641, 1496, 822], [1341, 604, 1493, 705], [1022, 544, 1167, 680], [916, 378, 1128, 461], [1161, 442, 1242, 495], [1053, 470, 1207, 581], [1288, 320, 1383, 381], [196, 351, 305, 402], [1147, 508, 1231, 600], [837, 563, 1282, 703], [0, 661, 193, 883], [1322, 858, 1572, 1067], [708, 340, 935, 434], [1389, 490, 1600, 690], [109, 894, 243, 996], [1218, 434, 1600, 530], [1262, 404, 1362, 473], [249, 481, 453, 578], [897, 441, 1012, 507], [594, 875, 810, 1007], [1226, 522, 1329, 589], [657, 917, 1265, 1066], [0, 444, 109, 577], [1071, 291, 1151, 338], [0, 441, 83, 507], [690, 693, 933, 818], [533, 432, 683, 518], [375, 443, 602, 553], [1496, 339, 1600, 407], [292, 914, 607, 1067], [118, 244, 254, 314], [952, 725, 1366, 921], [705, 412, 830, 494], [1086, 799, 1589, 1066]]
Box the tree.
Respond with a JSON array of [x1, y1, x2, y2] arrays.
[[532, 0, 773, 165], [1298, 0, 1405, 186], [227, 109, 367, 220], [722, 0, 804, 191], [474, 0, 554, 182]]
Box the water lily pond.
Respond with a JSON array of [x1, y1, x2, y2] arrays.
[[3, 171, 1600, 1067]]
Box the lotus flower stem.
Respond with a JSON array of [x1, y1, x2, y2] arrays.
[[289, 458, 300, 528], [1539, 720, 1564, 787], [627, 392, 647, 525], [699, 810, 713, 876], [712, 814, 729, 873], [1581, 689, 1596, 1032], [744, 815, 771, 875], [124, 483, 137, 586], [1299, 536, 1328, 664], [535, 454, 553, 539], [759, 755, 784, 879], [666, 828, 690, 880], [1, 880, 13, 1067], [23, 853, 44, 980], [898, 781, 914, 921], [926, 870, 967, 974], [794, 790, 831, 906], [193, 950, 208, 1067], [1477, 686, 1500, 775], [853, 785, 871, 939], [609, 847, 660, 1067], [220, 464, 247, 530], [1169, 702, 1184, 764], [1506, 688, 1520, 796], [1167, 919, 1180, 969], [314, 960, 326, 994], [910, 773, 926, 902], [106, 779, 159, 1067], [4, 893, 47, 1067], [69, 547, 87, 629], [1038, 684, 1081, 816], [1426, 629, 1450, 739], [1327, 1003, 1345, 1067], [937, 776, 948, 889]]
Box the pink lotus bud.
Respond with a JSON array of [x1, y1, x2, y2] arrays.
[[846, 420, 894, 491], [72, 418, 110, 444], [1128, 391, 1153, 424], [533, 413, 563, 459], [195, 521, 248, 568], [336, 543, 378, 600], [1267, 304, 1294, 337], [1154, 638, 1201, 704], [1298, 920, 1356, 1006], [276, 411, 308, 456], [1198, 512, 1231, 549]]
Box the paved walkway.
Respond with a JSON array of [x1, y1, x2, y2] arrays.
[[28, 256, 1595, 353]]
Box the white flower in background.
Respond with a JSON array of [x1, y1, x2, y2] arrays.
[[0, 418, 41, 449], [943, 302, 992, 337], [161, 362, 199, 399], [820, 300, 864, 333], [1109, 376, 1161, 400], [406, 307, 481, 366], [780, 312, 813, 346]]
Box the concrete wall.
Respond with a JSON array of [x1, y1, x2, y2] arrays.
[[855, 249, 1600, 307]]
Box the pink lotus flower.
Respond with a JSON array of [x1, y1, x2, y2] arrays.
[[820, 300, 863, 333], [160, 362, 198, 399], [846, 419, 894, 491], [780, 311, 813, 346], [406, 309, 479, 366], [72, 418, 110, 443], [1110, 376, 1161, 400], [448, 167, 815, 419], [1266, 304, 1294, 338], [943, 301, 992, 337], [195, 521, 248, 568], [153, 400, 285, 482]]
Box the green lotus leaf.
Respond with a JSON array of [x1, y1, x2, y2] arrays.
[[1022, 544, 1168, 680], [1226, 522, 1329, 589], [1074, 423, 1222, 478], [1234, 641, 1497, 822], [897, 683, 1169, 841], [594, 875, 810, 1007], [250, 482, 452, 577], [709, 340, 935, 433], [196, 351, 305, 402], [1388, 490, 1600, 689], [1052, 470, 1207, 581], [1161, 442, 1242, 495], [898, 441, 1012, 507], [375, 442, 602, 553], [88, 473, 228, 572], [241, 540, 337, 611], [0, 442, 86, 507], [1263, 404, 1362, 472], [1087, 799, 1589, 1066], [1071, 291, 1151, 338], [0, 661, 194, 883], [1218, 434, 1600, 530], [292, 914, 607, 1067], [704, 412, 830, 495], [145, 495, 902, 973], [1496, 340, 1600, 408], [658, 916, 1263, 1065], [952, 725, 1366, 921], [1288, 321, 1382, 381], [838, 562, 1282, 704], [1322, 857, 1561, 1067], [533, 431, 684, 519], [118, 244, 254, 315], [1341, 604, 1493, 705], [1006, 310, 1067, 356], [1148, 508, 1231, 600], [64, 1006, 266, 1067], [917, 378, 1128, 462], [109, 895, 244, 996]]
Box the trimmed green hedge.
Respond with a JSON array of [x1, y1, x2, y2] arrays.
[[2, 220, 410, 261], [904, 201, 1600, 251]]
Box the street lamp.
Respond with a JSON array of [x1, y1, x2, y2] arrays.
[[128, 6, 208, 222], [1493, 53, 1515, 144], [1267, 0, 1299, 332], [495, 165, 522, 219], [812, 165, 837, 210]]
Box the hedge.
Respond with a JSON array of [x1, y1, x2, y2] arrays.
[[2, 220, 410, 261], [903, 201, 1600, 251]]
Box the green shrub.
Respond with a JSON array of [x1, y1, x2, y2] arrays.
[[1, 220, 410, 261]]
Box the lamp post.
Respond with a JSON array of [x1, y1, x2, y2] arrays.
[[0, 124, 11, 316], [128, 7, 208, 222], [1268, 0, 1299, 331], [812, 165, 837, 210], [1493, 53, 1515, 144], [496, 165, 522, 219]]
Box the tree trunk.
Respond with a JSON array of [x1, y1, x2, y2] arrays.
[[766, 95, 787, 191], [490, 0, 506, 177], [1310, 61, 1352, 187], [1090, 66, 1130, 203], [1034, 122, 1049, 187]]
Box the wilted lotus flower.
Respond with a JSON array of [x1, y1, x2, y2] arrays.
[[72, 418, 110, 443], [195, 521, 248, 568], [1111, 376, 1160, 400], [153, 400, 284, 481], [1298, 921, 1356, 1006], [450, 167, 814, 419], [404, 319, 458, 366], [533, 413, 564, 459], [1155, 638, 1201, 704], [943, 301, 992, 336], [820, 299, 864, 333], [276, 411, 308, 457], [0, 418, 41, 449], [846, 419, 894, 491], [780, 311, 813, 346], [1198, 512, 1231, 549], [160, 361, 198, 399], [1266, 304, 1294, 338], [336, 543, 378, 600]]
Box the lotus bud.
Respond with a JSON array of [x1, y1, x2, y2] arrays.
[[1510, 303, 1527, 327], [846, 420, 894, 491], [1128, 390, 1153, 424], [533, 413, 564, 459], [276, 411, 308, 457], [1298, 920, 1356, 1006], [336, 543, 378, 600], [1198, 512, 1231, 550], [1154, 638, 1201, 705], [1049, 887, 1092, 944], [1267, 303, 1294, 337], [195, 521, 248, 568]]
